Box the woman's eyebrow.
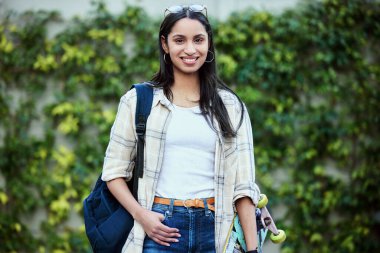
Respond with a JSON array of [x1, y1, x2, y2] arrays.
[[171, 33, 207, 38], [172, 32, 207, 37], [171, 34, 185, 38]]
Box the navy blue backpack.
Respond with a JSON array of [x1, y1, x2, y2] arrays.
[[83, 83, 153, 253]]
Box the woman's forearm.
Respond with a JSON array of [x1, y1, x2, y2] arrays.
[[235, 197, 258, 251], [106, 178, 144, 220]]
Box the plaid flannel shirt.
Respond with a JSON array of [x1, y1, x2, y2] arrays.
[[102, 87, 260, 253]]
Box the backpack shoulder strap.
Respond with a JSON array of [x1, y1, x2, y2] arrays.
[[133, 82, 154, 131], [130, 82, 153, 198]]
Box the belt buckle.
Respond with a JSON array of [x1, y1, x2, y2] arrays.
[[183, 199, 189, 208], [183, 198, 202, 208], [194, 198, 201, 208]]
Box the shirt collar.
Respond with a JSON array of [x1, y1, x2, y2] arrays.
[[152, 87, 172, 109]]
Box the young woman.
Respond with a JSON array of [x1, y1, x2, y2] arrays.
[[101, 5, 261, 253]]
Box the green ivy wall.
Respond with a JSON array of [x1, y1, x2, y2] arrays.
[[0, 0, 379, 252]]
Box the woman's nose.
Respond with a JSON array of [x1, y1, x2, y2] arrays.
[[184, 43, 196, 54]]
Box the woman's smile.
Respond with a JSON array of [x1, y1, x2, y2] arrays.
[[181, 56, 199, 65]]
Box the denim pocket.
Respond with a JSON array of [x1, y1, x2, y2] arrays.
[[151, 204, 169, 222]]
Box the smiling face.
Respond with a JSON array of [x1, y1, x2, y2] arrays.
[[161, 18, 209, 76]]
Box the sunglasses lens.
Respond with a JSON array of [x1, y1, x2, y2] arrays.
[[190, 5, 204, 12], [164, 5, 207, 17], [167, 5, 183, 13]]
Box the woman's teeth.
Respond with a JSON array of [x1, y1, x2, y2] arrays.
[[183, 58, 197, 63]]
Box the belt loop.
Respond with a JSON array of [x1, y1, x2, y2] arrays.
[[166, 198, 174, 217], [203, 198, 211, 216]]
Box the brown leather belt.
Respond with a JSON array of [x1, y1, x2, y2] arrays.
[[154, 197, 215, 212]]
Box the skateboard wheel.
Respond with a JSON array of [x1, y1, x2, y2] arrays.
[[270, 229, 286, 243], [257, 194, 268, 208]]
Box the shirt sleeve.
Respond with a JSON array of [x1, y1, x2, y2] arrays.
[[232, 103, 261, 210], [101, 90, 137, 182]]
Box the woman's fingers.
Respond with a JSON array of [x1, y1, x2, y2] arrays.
[[149, 230, 179, 246], [152, 237, 171, 247], [142, 210, 182, 246], [157, 230, 181, 239], [154, 233, 179, 243], [159, 223, 180, 233], [157, 230, 181, 242], [151, 223, 180, 238], [153, 212, 180, 237], [148, 221, 181, 246]]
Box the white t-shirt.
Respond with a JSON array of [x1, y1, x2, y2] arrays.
[[155, 103, 217, 199]]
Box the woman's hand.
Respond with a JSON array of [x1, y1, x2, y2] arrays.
[[136, 209, 181, 246]]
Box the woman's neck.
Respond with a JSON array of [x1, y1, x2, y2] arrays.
[[171, 71, 200, 108]]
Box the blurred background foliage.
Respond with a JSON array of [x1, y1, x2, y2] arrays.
[[0, 0, 379, 252]]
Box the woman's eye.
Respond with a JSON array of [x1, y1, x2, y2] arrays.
[[175, 39, 184, 44], [195, 38, 204, 43]]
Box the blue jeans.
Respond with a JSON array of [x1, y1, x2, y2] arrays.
[[143, 198, 216, 253]]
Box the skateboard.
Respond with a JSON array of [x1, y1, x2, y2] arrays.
[[223, 194, 286, 253]]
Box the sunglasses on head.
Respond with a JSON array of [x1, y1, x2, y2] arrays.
[[164, 4, 207, 17]]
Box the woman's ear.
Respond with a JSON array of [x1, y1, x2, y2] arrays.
[[161, 35, 169, 54]]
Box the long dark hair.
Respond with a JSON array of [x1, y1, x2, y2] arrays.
[[151, 9, 244, 138]]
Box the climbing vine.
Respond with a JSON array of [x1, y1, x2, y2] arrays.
[[0, 0, 379, 252]]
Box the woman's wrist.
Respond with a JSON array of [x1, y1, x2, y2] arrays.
[[131, 205, 146, 221], [246, 249, 258, 253]]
